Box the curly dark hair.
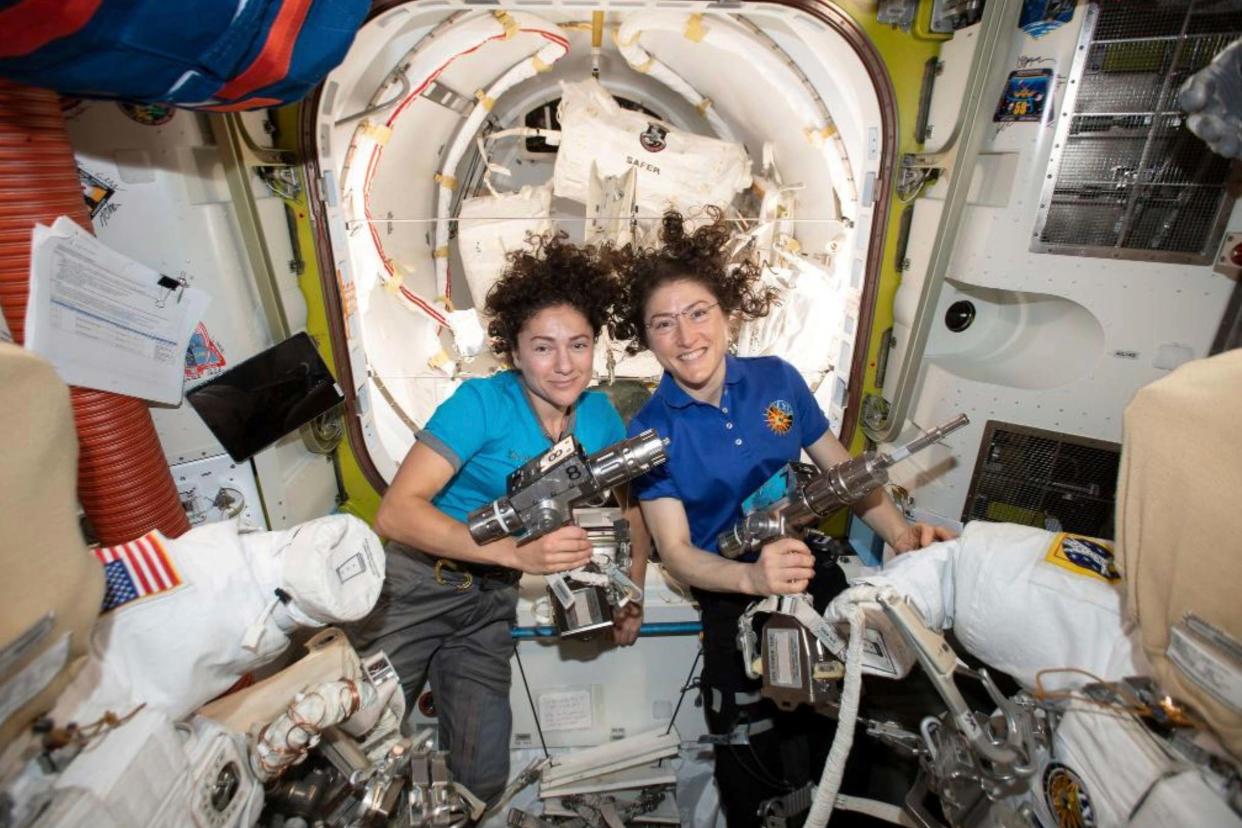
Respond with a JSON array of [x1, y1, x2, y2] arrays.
[[610, 210, 776, 354], [484, 231, 620, 359]]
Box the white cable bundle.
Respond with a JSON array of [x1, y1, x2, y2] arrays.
[[805, 600, 866, 828], [552, 78, 752, 216], [611, 17, 734, 141], [431, 13, 570, 333]]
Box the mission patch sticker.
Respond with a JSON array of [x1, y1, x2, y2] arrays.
[[1044, 532, 1119, 582]]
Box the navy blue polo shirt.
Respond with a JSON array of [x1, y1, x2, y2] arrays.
[[627, 355, 830, 555]]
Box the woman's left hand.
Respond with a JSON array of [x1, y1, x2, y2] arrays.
[[612, 603, 643, 646], [892, 522, 958, 554]]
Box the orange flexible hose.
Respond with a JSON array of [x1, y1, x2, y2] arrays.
[[0, 81, 189, 542]]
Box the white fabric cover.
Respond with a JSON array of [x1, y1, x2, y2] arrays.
[[44, 709, 263, 828], [246, 513, 386, 627], [854, 521, 1141, 691], [552, 79, 752, 216], [735, 261, 842, 385], [89, 515, 384, 719], [457, 183, 553, 310]]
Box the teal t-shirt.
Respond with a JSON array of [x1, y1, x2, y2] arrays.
[[417, 370, 626, 523]]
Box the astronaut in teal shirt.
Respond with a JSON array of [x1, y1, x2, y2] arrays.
[[418, 369, 625, 523], [348, 236, 646, 805]]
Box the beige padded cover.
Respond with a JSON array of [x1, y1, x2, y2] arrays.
[[1116, 348, 1242, 759], [0, 344, 102, 752]]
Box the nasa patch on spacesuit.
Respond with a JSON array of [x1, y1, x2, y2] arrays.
[[1041, 532, 1119, 584]]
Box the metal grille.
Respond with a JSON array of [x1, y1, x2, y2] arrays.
[[962, 421, 1121, 539], [1032, 2, 1241, 263]]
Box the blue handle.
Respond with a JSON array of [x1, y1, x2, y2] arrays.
[[511, 621, 702, 639]]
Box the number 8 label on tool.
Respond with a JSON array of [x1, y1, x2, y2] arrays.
[[539, 436, 576, 474]]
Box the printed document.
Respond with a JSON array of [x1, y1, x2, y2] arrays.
[[25, 217, 209, 404]]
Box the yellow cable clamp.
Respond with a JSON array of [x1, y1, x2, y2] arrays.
[[435, 295, 455, 312], [428, 349, 454, 370], [432, 246, 450, 259], [358, 120, 392, 145], [494, 10, 519, 39], [635, 56, 654, 74], [696, 97, 714, 115], [474, 89, 495, 112], [382, 272, 403, 293], [433, 173, 458, 191], [805, 124, 839, 146], [531, 55, 551, 73], [684, 13, 707, 43], [591, 11, 605, 48]]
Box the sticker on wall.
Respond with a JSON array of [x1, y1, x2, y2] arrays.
[[995, 68, 1053, 123], [1019, 0, 1074, 39], [184, 322, 227, 381], [78, 165, 120, 224], [117, 101, 176, 126]]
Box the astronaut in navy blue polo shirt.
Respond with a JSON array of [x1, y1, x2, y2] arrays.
[[612, 211, 954, 826]]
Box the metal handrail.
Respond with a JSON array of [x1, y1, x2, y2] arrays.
[[864, 0, 1027, 444]]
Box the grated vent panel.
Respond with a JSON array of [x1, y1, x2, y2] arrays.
[[962, 422, 1121, 539], [1033, 2, 1240, 264]]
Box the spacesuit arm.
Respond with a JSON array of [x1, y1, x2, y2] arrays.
[[639, 497, 814, 595], [376, 441, 591, 573]]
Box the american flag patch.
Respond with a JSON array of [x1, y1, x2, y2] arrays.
[[92, 533, 183, 612]]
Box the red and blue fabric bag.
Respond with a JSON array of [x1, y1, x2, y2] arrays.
[[0, 0, 368, 110]]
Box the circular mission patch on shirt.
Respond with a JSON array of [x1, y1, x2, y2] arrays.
[[764, 399, 794, 435]]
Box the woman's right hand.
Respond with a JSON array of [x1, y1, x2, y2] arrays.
[[510, 524, 593, 575], [744, 537, 816, 595]]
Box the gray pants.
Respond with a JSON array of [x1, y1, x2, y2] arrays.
[[347, 544, 518, 804]]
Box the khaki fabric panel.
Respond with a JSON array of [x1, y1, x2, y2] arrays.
[[0, 344, 102, 752], [1116, 348, 1242, 759]]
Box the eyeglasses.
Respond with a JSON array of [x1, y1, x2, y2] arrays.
[[644, 302, 720, 337]]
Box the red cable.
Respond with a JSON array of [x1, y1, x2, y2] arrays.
[[359, 25, 569, 320]]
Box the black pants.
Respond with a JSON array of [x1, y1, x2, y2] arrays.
[[697, 563, 900, 827]]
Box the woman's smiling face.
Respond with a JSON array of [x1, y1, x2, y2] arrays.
[[511, 303, 595, 411], [643, 279, 729, 398]]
